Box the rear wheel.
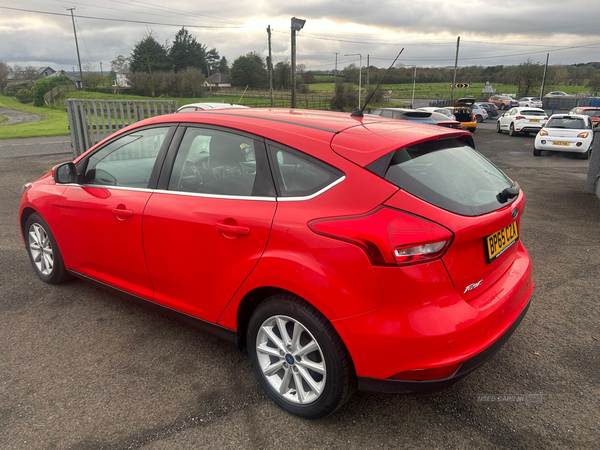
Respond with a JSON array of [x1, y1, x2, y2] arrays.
[[496, 121, 502, 133], [509, 123, 517, 136], [533, 147, 542, 157], [25, 213, 69, 284], [247, 294, 356, 419], [499, 104, 504, 110], [580, 148, 590, 160], [476, 115, 483, 123]]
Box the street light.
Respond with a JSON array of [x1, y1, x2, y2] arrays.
[[291, 17, 306, 109], [345, 53, 362, 109]]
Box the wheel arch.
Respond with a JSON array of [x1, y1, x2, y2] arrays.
[[20, 207, 39, 243]]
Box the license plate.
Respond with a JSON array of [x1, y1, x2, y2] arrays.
[[552, 141, 570, 146], [485, 222, 519, 263], [529, 119, 540, 122]]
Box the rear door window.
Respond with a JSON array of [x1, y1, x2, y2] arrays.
[[268, 144, 343, 198], [379, 139, 515, 216], [547, 117, 586, 129]]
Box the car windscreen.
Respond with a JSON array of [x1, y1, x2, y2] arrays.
[[435, 109, 452, 117], [521, 110, 546, 116], [547, 117, 586, 129], [382, 139, 514, 216]]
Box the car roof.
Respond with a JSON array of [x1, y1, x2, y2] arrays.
[[511, 107, 545, 112], [85, 108, 470, 168], [178, 102, 249, 110], [548, 113, 587, 119]]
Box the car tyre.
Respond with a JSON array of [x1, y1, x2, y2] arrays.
[[476, 115, 483, 123], [533, 147, 542, 157], [25, 213, 69, 284], [509, 123, 517, 136], [580, 148, 590, 160], [247, 294, 356, 419], [499, 104, 504, 110], [496, 121, 502, 133]]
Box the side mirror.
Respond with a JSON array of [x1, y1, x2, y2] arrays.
[[53, 162, 77, 184]]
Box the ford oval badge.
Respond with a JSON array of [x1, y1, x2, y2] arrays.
[[512, 208, 519, 219]]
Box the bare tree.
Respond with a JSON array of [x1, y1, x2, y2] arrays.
[[0, 61, 11, 91]]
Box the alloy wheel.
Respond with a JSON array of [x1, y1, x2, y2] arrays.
[[28, 223, 54, 276], [255, 315, 326, 404]]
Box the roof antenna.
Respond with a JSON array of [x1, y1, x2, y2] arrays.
[[351, 48, 404, 118]]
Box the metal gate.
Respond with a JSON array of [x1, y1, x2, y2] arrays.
[[66, 99, 178, 157]]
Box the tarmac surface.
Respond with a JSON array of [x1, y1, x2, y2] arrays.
[[0, 107, 46, 127], [1, 129, 599, 449]]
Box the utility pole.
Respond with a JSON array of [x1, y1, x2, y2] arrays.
[[67, 7, 84, 90], [345, 53, 362, 109], [540, 53, 549, 98], [290, 17, 306, 109], [267, 25, 274, 107], [99, 61, 103, 77], [333, 52, 339, 75], [451, 36, 460, 103], [367, 54, 370, 86], [411, 66, 417, 108]]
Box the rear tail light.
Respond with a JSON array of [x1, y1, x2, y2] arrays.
[[544, 117, 549, 120], [391, 362, 461, 380], [516, 116, 525, 120], [310, 207, 453, 266], [577, 132, 589, 138], [539, 130, 548, 136]]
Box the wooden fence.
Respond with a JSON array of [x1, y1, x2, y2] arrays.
[[65, 99, 178, 157], [44, 84, 77, 105]]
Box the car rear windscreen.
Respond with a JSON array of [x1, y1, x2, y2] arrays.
[[521, 110, 546, 116], [547, 117, 586, 129], [382, 139, 515, 216], [582, 109, 600, 116]]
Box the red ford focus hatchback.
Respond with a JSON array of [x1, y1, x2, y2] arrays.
[[20, 109, 533, 418]]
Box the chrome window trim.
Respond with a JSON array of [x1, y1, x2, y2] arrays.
[[57, 176, 345, 202], [154, 189, 275, 202], [276, 176, 345, 202]]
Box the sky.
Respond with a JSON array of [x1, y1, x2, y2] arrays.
[[0, 0, 599, 73]]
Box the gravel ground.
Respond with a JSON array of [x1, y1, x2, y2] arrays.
[[0, 129, 598, 449], [0, 107, 46, 127]]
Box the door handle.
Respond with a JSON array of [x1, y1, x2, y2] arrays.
[[112, 208, 134, 218], [215, 222, 250, 235]]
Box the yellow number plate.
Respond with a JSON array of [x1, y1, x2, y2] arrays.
[[529, 119, 540, 122], [485, 222, 519, 263], [552, 141, 570, 146]]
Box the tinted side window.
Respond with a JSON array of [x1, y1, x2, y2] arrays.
[[379, 110, 393, 118], [83, 127, 169, 188], [269, 145, 343, 198], [168, 128, 262, 196]]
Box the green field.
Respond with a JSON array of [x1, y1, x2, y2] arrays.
[[0, 115, 8, 124], [0, 95, 69, 139]]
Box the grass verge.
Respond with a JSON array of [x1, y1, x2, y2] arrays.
[[0, 115, 8, 124], [0, 95, 69, 139]]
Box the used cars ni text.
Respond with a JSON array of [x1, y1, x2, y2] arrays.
[[20, 109, 533, 418]]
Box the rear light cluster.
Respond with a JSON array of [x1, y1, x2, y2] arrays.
[[578, 132, 589, 138], [310, 207, 453, 266], [539, 130, 548, 136], [516, 116, 525, 120]]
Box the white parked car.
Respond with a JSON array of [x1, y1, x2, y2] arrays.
[[496, 107, 548, 136], [470, 104, 488, 122], [534, 114, 595, 159], [518, 97, 543, 108], [177, 102, 248, 112], [417, 107, 453, 118], [544, 91, 572, 98]]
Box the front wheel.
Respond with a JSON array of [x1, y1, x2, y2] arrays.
[[533, 147, 542, 156], [496, 121, 502, 133], [25, 213, 69, 284], [247, 294, 356, 419]]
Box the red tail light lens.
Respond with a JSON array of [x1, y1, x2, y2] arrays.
[[515, 116, 525, 120], [544, 117, 549, 120], [310, 207, 453, 266], [577, 132, 589, 138]]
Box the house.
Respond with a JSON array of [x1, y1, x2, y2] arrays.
[[203, 72, 231, 88], [114, 67, 130, 87], [47, 70, 82, 89], [36, 67, 56, 79], [7, 66, 56, 83]]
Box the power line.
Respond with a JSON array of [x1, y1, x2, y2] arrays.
[[0, 6, 243, 29]]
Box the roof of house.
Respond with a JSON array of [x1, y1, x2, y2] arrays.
[[36, 67, 55, 76], [205, 73, 231, 84]]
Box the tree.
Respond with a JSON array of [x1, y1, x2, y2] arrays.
[[0, 61, 11, 91], [218, 57, 229, 75], [206, 48, 220, 75], [512, 59, 543, 96], [11, 65, 39, 81], [587, 71, 600, 95], [181, 67, 205, 97], [273, 61, 291, 89], [130, 32, 170, 74], [82, 63, 106, 89], [301, 71, 316, 84], [169, 27, 206, 73], [230, 52, 268, 88], [111, 55, 130, 73]]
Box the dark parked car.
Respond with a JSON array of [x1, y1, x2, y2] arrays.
[[477, 102, 499, 119]]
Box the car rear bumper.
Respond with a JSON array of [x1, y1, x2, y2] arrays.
[[357, 297, 531, 394], [332, 241, 533, 382], [534, 139, 592, 153], [515, 125, 544, 132]]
